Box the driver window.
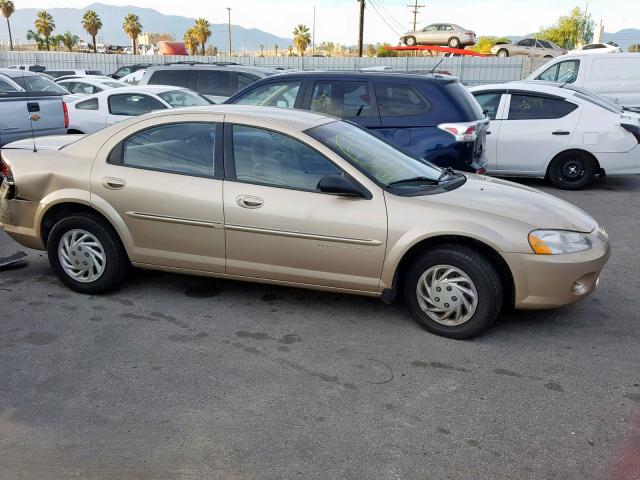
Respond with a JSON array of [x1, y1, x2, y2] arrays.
[[232, 125, 341, 191], [233, 81, 301, 108]]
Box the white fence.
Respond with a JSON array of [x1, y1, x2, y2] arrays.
[[0, 51, 548, 86]]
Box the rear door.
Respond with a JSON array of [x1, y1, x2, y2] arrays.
[[0, 75, 30, 146], [496, 93, 581, 174], [303, 78, 380, 128]]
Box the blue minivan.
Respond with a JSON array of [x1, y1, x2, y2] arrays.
[[225, 71, 489, 172]]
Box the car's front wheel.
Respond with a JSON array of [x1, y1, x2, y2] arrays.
[[548, 151, 596, 190], [403, 246, 503, 339], [47, 213, 129, 294]]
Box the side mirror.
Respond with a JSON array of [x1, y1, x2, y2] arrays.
[[317, 174, 368, 198]]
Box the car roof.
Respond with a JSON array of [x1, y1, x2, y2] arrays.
[[145, 63, 278, 75], [241, 70, 459, 83], [66, 85, 190, 102], [545, 52, 639, 60], [0, 68, 40, 78], [469, 81, 575, 98]]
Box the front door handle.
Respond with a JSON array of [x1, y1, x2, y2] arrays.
[[101, 177, 126, 190], [236, 195, 264, 209], [552, 130, 570, 136]]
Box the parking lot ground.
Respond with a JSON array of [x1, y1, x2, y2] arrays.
[[1, 176, 639, 480]]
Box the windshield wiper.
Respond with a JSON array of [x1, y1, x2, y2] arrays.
[[437, 167, 457, 182], [388, 176, 439, 186]]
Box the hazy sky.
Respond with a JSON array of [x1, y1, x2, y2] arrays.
[[13, 0, 640, 44]]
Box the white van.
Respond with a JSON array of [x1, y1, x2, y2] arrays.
[[526, 53, 640, 110]]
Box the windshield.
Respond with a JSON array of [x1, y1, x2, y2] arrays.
[[12, 75, 69, 95], [307, 121, 444, 189], [158, 89, 212, 107]]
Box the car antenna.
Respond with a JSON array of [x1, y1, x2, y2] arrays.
[[429, 56, 446, 75], [22, 70, 38, 153]]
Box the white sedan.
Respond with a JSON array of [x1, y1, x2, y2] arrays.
[[56, 76, 127, 96], [65, 85, 213, 135], [469, 81, 640, 189], [568, 43, 623, 54]]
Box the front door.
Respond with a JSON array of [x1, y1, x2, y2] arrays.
[[91, 118, 226, 272], [223, 123, 387, 292], [496, 93, 581, 174]]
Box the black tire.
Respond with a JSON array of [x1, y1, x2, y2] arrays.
[[544, 55, 553, 58], [548, 151, 596, 190], [46, 212, 129, 294], [403, 246, 503, 339], [496, 48, 509, 57], [405, 36, 417, 46], [448, 37, 460, 49]]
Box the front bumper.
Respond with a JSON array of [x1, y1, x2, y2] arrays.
[[503, 241, 610, 309]]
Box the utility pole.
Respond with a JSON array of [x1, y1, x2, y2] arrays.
[[226, 7, 232, 58], [357, 0, 365, 57], [407, 0, 425, 31], [312, 5, 316, 56]]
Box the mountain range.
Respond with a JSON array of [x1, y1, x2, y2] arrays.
[[0, 3, 292, 51]]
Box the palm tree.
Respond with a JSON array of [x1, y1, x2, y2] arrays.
[[184, 27, 199, 56], [60, 31, 80, 52], [274, 43, 279, 57], [292, 24, 311, 57], [193, 18, 211, 55], [287, 45, 293, 57], [122, 13, 142, 55], [26, 29, 45, 50], [82, 10, 102, 53], [34, 10, 55, 51], [0, 0, 15, 51]]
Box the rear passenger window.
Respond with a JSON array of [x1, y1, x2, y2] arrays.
[[310, 80, 374, 117], [237, 73, 260, 91], [75, 98, 99, 110], [508, 95, 578, 120], [195, 70, 233, 96], [148, 70, 190, 88], [108, 94, 166, 116], [375, 82, 431, 116], [122, 123, 216, 176], [233, 81, 301, 108], [473, 92, 502, 120]]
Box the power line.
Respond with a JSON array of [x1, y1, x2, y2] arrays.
[[371, 0, 406, 32], [368, 0, 403, 37], [406, 0, 425, 31]]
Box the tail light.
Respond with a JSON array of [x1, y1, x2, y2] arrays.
[[437, 122, 478, 142], [62, 101, 69, 129], [621, 123, 640, 143], [1, 157, 15, 185], [466, 31, 475, 36]]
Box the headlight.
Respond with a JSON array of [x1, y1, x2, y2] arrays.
[[528, 228, 606, 255]]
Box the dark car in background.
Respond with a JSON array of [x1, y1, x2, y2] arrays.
[[138, 63, 279, 103], [226, 71, 488, 172], [111, 63, 153, 80]]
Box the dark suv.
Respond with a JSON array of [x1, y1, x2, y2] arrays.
[[139, 64, 278, 104], [225, 71, 488, 172]]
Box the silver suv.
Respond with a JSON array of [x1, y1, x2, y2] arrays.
[[138, 63, 278, 103], [400, 23, 476, 49]]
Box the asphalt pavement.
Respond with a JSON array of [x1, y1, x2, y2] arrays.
[[1, 176, 639, 480]]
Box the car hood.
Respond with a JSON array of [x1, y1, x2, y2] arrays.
[[420, 174, 598, 232], [2, 134, 85, 151]]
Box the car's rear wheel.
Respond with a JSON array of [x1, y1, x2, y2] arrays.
[[548, 151, 596, 190], [544, 55, 553, 58], [47, 213, 129, 293], [448, 37, 460, 49], [405, 36, 417, 46], [496, 48, 509, 57], [403, 246, 503, 339]]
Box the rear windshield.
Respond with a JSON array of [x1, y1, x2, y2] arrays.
[[12, 75, 69, 95], [444, 82, 485, 120], [87, 70, 104, 75], [157, 89, 212, 107]]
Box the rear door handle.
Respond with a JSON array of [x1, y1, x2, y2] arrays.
[[101, 177, 126, 190], [552, 130, 570, 135], [236, 195, 264, 209]]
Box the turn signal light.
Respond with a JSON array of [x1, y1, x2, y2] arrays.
[[528, 233, 552, 255]]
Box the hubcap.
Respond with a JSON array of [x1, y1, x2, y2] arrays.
[[416, 265, 478, 326], [561, 158, 586, 182], [58, 229, 106, 283]]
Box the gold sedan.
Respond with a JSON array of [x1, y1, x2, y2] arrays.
[[0, 106, 610, 338]]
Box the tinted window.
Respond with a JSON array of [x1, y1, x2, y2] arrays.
[[0, 76, 18, 92], [473, 92, 502, 120], [87, 70, 103, 75], [508, 94, 578, 120], [583, 44, 605, 50], [75, 98, 99, 110], [46, 70, 75, 78], [518, 39, 535, 47], [123, 123, 216, 176], [537, 60, 579, 83], [157, 89, 211, 107], [444, 82, 484, 120], [12, 75, 69, 94], [232, 125, 341, 191], [69, 82, 99, 95], [310, 80, 374, 117], [108, 94, 166, 116], [195, 70, 233, 96], [115, 67, 131, 77], [233, 81, 301, 108], [376, 82, 431, 116], [237, 72, 260, 90], [538, 40, 553, 48], [148, 69, 190, 88]]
